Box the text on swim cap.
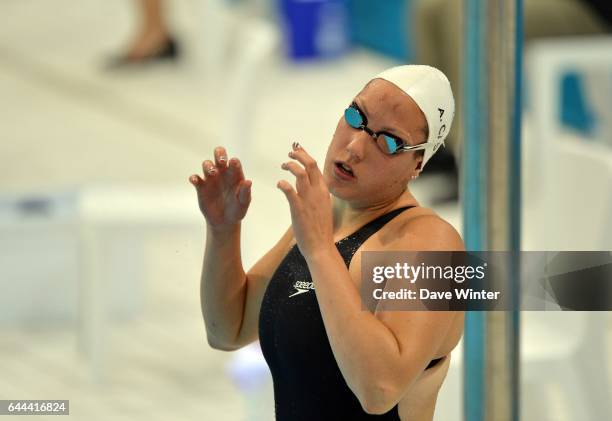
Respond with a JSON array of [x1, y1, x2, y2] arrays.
[[437, 108, 447, 141]]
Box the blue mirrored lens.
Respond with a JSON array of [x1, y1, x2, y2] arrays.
[[382, 134, 400, 154], [344, 107, 363, 129]]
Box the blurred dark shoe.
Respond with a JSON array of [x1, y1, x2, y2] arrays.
[[106, 37, 180, 69]]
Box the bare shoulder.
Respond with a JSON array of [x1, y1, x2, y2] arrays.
[[379, 206, 465, 251]]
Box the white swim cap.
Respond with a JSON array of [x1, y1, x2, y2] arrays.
[[373, 65, 455, 169]]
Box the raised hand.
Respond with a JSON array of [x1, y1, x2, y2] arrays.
[[277, 142, 334, 261], [189, 146, 252, 230]]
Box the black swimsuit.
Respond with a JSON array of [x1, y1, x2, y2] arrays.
[[259, 206, 443, 420]]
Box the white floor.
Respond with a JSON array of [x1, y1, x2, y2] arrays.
[[0, 1, 610, 421]]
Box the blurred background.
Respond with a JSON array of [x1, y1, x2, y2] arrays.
[[0, 0, 610, 420]]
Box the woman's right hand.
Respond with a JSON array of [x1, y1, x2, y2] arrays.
[[189, 146, 252, 230]]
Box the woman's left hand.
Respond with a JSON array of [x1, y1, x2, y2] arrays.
[[277, 142, 334, 261]]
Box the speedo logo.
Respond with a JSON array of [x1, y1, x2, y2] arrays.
[[289, 280, 315, 298]]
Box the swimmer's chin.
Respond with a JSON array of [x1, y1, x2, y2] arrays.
[[323, 170, 357, 200], [326, 184, 352, 201]]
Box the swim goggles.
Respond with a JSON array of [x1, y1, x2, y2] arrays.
[[344, 102, 433, 155]]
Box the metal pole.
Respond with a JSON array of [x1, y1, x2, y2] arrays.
[[462, 0, 522, 420], [462, 0, 487, 420]]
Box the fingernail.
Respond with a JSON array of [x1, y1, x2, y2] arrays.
[[292, 141, 300, 150], [207, 168, 216, 175], [288, 151, 293, 157], [219, 156, 227, 162]]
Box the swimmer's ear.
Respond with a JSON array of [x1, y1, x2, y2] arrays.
[[415, 157, 423, 171]]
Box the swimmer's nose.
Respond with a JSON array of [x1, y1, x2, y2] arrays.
[[345, 130, 369, 162]]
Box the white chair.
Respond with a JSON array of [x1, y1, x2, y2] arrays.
[[195, 0, 280, 167], [520, 36, 612, 420], [436, 36, 612, 421], [523, 36, 612, 252], [0, 185, 206, 382]]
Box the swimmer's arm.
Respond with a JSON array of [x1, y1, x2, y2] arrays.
[[201, 223, 246, 350], [306, 215, 464, 415], [201, 224, 293, 350]]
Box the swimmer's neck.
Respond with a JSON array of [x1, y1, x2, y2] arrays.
[[331, 189, 418, 231]]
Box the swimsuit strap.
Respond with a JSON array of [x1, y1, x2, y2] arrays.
[[336, 205, 416, 267]]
